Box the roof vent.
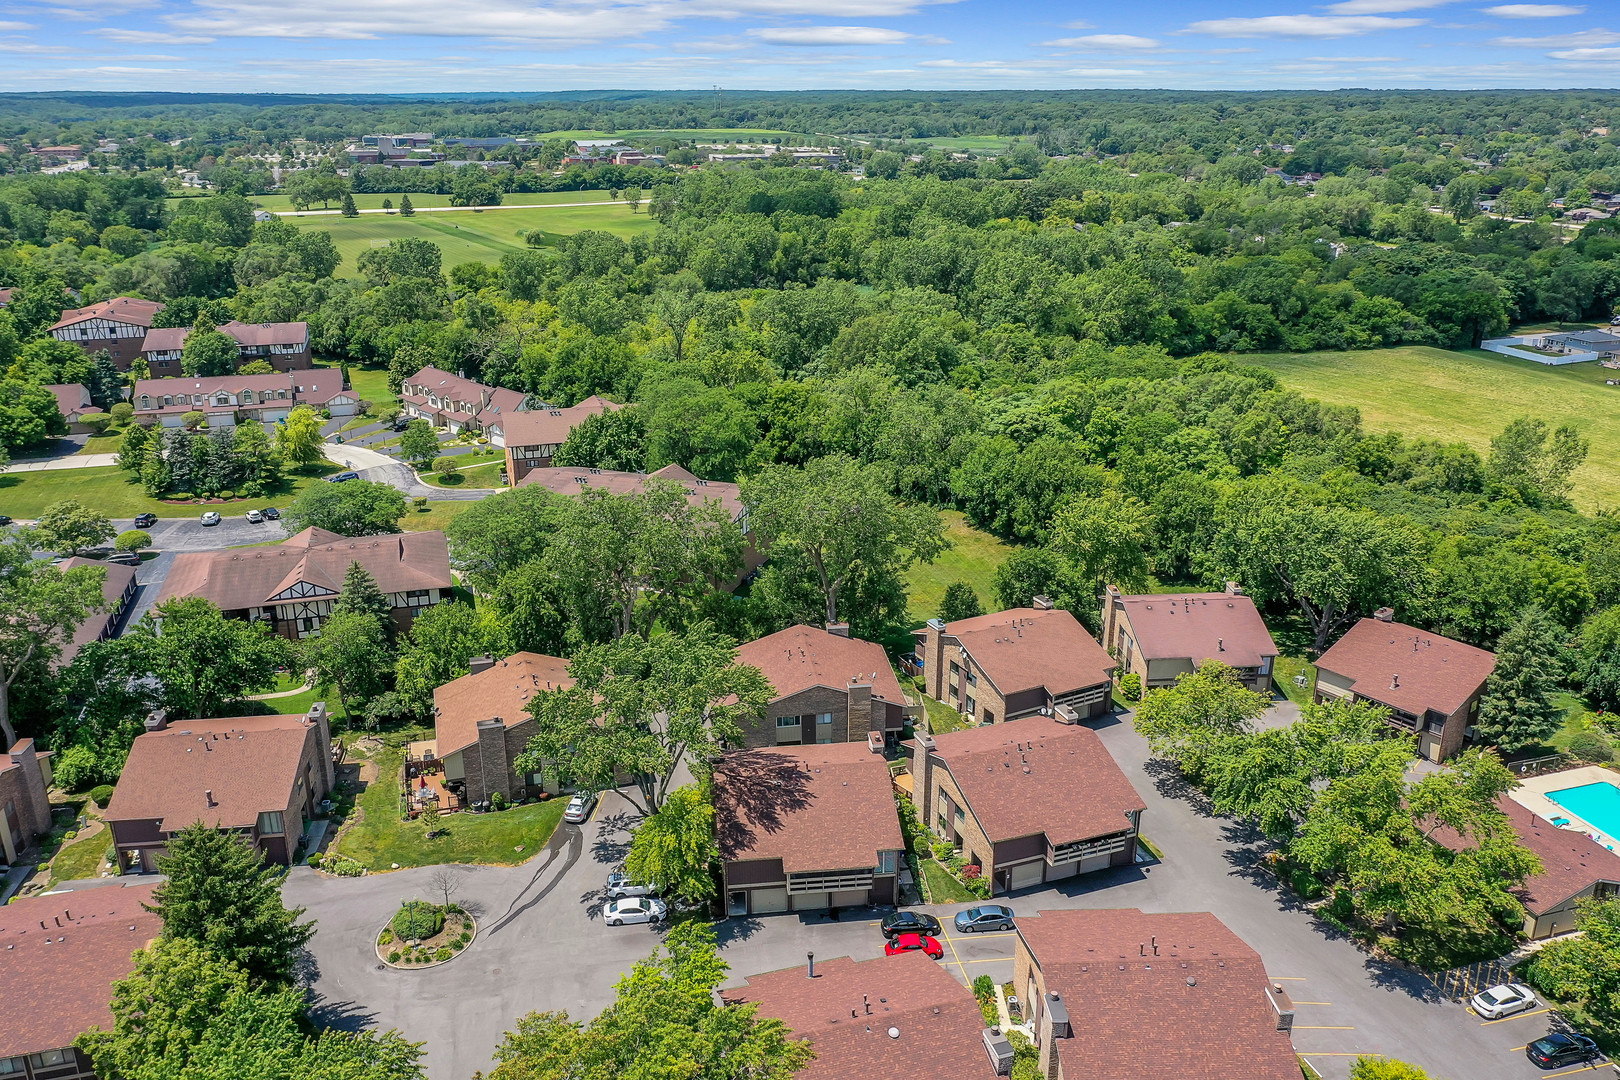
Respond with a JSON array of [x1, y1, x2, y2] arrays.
[[887, 1027, 900, 1039], [1032, 595, 1054, 610], [1391, 673, 1400, 689], [205, 789, 215, 806]]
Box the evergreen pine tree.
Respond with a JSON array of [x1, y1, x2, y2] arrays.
[[1476, 607, 1567, 752], [148, 823, 315, 987], [116, 423, 149, 475], [399, 193, 414, 217], [333, 561, 392, 622], [340, 192, 359, 217]]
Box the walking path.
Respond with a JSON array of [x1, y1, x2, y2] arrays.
[[275, 200, 629, 218], [9, 453, 117, 471]]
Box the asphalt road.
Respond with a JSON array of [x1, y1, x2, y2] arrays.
[[278, 705, 1611, 1080]]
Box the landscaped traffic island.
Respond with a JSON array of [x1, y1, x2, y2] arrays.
[[376, 900, 475, 968]]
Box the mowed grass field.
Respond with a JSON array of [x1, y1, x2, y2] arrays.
[[288, 202, 655, 276], [903, 511, 1014, 621], [239, 189, 619, 213], [1247, 345, 1620, 509]]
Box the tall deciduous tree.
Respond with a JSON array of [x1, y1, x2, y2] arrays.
[[1526, 897, 1620, 1027], [1488, 417, 1590, 505], [484, 923, 810, 1080], [1048, 487, 1154, 604], [1131, 660, 1272, 780], [283, 479, 406, 536], [1210, 476, 1427, 653], [0, 531, 106, 745], [116, 422, 150, 474], [231, 419, 280, 495], [625, 783, 719, 903], [36, 498, 114, 556], [1476, 607, 1567, 752], [301, 610, 393, 719], [181, 315, 240, 378], [148, 823, 315, 986], [393, 601, 508, 714], [275, 404, 326, 467], [128, 597, 291, 719], [399, 419, 440, 469], [552, 406, 646, 472], [742, 454, 946, 628], [939, 582, 984, 622], [516, 623, 771, 816], [445, 485, 568, 591]]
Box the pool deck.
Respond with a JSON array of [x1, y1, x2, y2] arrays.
[[1511, 765, 1620, 853]]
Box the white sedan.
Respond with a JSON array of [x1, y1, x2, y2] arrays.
[[605, 897, 666, 926], [1470, 983, 1538, 1019], [245, 509, 264, 523], [562, 793, 596, 824], [199, 511, 222, 526]]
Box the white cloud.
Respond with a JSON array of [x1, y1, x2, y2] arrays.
[[1040, 33, 1160, 49], [95, 28, 216, 43], [748, 25, 912, 44], [1183, 14, 1426, 37], [0, 21, 34, 29], [1484, 4, 1585, 16], [1548, 45, 1620, 59], [1061, 20, 1094, 29], [1327, 0, 1452, 11], [1493, 28, 1618, 44]]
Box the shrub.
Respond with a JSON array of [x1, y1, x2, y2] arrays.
[[114, 529, 152, 554], [387, 951, 401, 963], [491, 791, 507, 811], [961, 863, 983, 880], [391, 901, 445, 941], [378, 929, 394, 946], [966, 878, 992, 899], [90, 784, 114, 808], [109, 402, 134, 425], [53, 744, 122, 791], [307, 852, 324, 868], [1568, 729, 1615, 763], [972, 974, 995, 1001], [82, 413, 113, 435], [180, 410, 206, 430], [323, 855, 365, 877], [930, 840, 954, 862], [63, 829, 77, 840], [455, 933, 471, 947], [413, 496, 428, 512], [1119, 672, 1143, 702], [435, 946, 453, 962], [432, 455, 459, 479], [320, 408, 332, 419]]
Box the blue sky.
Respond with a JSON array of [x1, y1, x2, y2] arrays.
[[1, 0, 1616, 93]]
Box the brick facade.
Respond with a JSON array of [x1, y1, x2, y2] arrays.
[[1, 740, 54, 864]]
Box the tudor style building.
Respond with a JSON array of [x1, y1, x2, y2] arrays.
[[132, 370, 357, 427], [48, 297, 165, 370], [399, 365, 530, 435], [488, 395, 622, 482], [139, 321, 312, 375]]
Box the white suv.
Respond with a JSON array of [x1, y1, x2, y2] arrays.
[[606, 872, 656, 900]]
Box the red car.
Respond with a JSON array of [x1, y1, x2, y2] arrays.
[[884, 932, 943, 960]]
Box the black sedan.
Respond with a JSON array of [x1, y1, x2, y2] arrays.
[[880, 911, 943, 940], [132, 513, 158, 529], [1526, 1033, 1600, 1069], [259, 507, 281, 520]]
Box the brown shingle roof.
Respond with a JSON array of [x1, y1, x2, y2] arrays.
[[927, 716, 1145, 846], [1315, 618, 1495, 717], [57, 556, 135, 666], [1435, 796, 1620, 916], [736, 625, 905, 708], [715, 743, 903, 874], [944, 608, 1114, 698], [106, 714, 318, 832], [1115, 592, 1277, 668], [155, 527, 452, 613], [45, 383, 92, 420], [1017, 908, 1299, 1080], [0, 884, 162, 1059], [516, 463, 745, 522], [491, 395, 622, 447], [139, 320, 308, 353], [49, 296, 164, 331], [725, 952, 993, 1080], [433, 652, 573, 758]]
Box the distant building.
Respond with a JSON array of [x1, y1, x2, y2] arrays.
[[55, 557, 137, 668], [485, 394, 622, 481], [1313, 609, 1496, 761], [0, 883, 162, 1080], [131, 370, 354, 427], [49, 297, 166, 370], [1526, 329, 1620, 360], [399, 365, 530, 436], [140, 320, 312, 375], [1101, 583, 1277, 694], [106, 706, 334, 871], [155, 527, 453, 639], [0, 739, 54, 865], [44, 383, 104, 433]]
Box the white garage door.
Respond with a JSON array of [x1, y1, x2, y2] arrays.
[[750, 888, 788, 914], [792, 892, 829, 912], [1009, 861, 1045, 891], [1045, 860, 1077, 881], [1078, 852, 1113, 876], [831, 889, 868, 908]]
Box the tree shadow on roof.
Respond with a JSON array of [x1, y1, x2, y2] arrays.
[[713, 749, 815, 858]]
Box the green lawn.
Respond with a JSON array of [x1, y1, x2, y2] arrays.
[[243, 190, 619, 214], [320, 361, 396, 411], [899, 672, 969, 735], [79, 432, 124, 454], [407, 501, 481, 532], [423, 458, 505, 489], [289, 202, 656, 277], [919, 857, 976, 904], [904, 511, 1014, 621], [0, 461, 339, 519], [1274, 656, 1317, 707], [1246, 345, 1620, 510], [47, 824, 113, 885], [334, 740, 568, 870]]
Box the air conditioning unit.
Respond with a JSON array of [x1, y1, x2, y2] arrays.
[[982, 1028, 1014, 1076]]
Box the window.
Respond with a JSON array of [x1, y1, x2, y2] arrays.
[[29, 1050, 70, 1068], [965, 669, 977, 687], [965, 696, 976, 716], [949, 660, 961, 677], [0, 1057, 25, 1075], [257, 811, 284, 835], [242, 390, 254, 404], [983, 710, 995, 724], [878, 850, 897, 874], [816, 712, 833, 727], [776, 715, 800, 728], [139, 395, 151, 408], [404, 589, 433, 607]]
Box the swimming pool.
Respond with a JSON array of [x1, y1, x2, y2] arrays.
[[1546, 781, 1620, 841]]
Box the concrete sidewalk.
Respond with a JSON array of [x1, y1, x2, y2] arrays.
[[9, 453, 117, 471]]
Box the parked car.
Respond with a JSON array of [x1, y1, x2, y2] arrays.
[[132, 513, 157, 528], [392, 418, 412, 432], [884, 932, 943, 959], [606, 872, 656, 900], [327, 471, 360, 483], [245, 509, 264, 524], [954, 904, 1016, 933], [260, 507, 280, 520], [605, 897, 666, 926], [0, 515, 11, 526], [200, 511, 221, 526], [104, 552, 141, 567], [1471, 983, 1538, 1019], [1526, 1033, 1600, 1069], [563, 793, 596, 824], [880, 911, 943, 940]]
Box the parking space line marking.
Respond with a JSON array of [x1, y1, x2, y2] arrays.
[[945, 957, 1014, 964], [1298, 1053, 1374, 1057], [1480, 1008, 1551, 1026], [1510, 1045, 1528, 1052], [940, 928, 968, 974], [1294, 1026, 1356, 1030], [942, 932, 1017, 942], [1542, 1066, 1610, 1078], [1269, 977, 1309, 981], [1292, 1002, 1334, 1006]]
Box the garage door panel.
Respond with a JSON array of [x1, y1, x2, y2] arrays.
[[751, 888, 788, 914], [1009, 861, 1045, 890], [831, 889, 868, 908], [1044, 860, 1077, 881], [791, 892, 829, 912], [1077, 852, 1112, 875]]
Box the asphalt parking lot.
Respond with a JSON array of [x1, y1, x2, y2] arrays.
[[281, 708, 1614, 1080]]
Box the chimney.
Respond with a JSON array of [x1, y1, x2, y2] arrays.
[[1225, 581, 1244, 596], [825, 622, 850, 638], [144, 710, 168, 733], [848, 678, 873, 740], [205, 789, 215, 806], [1373, 606, 1395, 623], [923, 618, 948, 700], [469, 655, 496, 676], [307, 702, 336, 791], [1032, 595, 1055, 610], [1269, 984, 1295, 1033]]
